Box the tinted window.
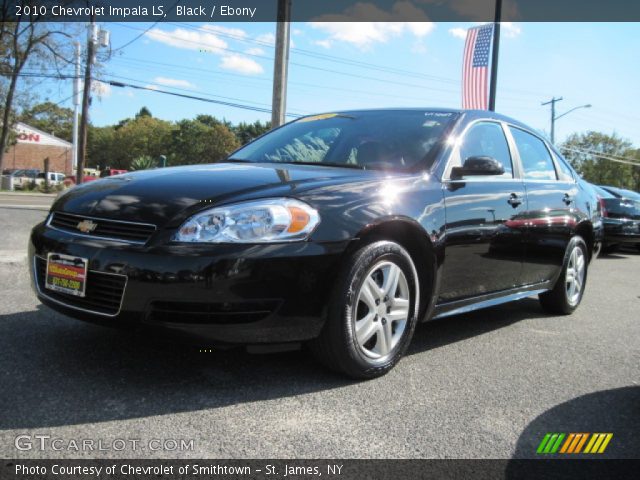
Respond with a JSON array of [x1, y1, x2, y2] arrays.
[[231, 111, 457, 171], [458, 122, 513, 177], [510, 128, 557, 180], [553, 151, 574, 181]]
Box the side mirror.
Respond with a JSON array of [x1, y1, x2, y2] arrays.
[[451, 156, 505, 178]]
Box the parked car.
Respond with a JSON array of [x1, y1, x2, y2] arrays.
[[598, 185, 640, 202], [593, 185, 640, 253], [99, 168, 128, 178], [13, 169, 41, 189], [63, 169, 100, 187], [34, 172, 66, 186], [29, 109, 600, 378]]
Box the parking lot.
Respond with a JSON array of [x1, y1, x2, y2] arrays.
[[0, 206, 638, 459]]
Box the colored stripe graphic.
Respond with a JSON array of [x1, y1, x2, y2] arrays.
[[538, 433, 613, 454]]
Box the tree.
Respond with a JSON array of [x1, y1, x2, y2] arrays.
[[561, 131, 638, 189], [110, 116, 173, 169], [87, 125, 116, 169], [20, 101, 74, 141], [0, 13, 75, 172], [135, 106, 152, 119], [130, 155, 157, 171], [171, 118, 239, 165], [233, 120, 271, 145]]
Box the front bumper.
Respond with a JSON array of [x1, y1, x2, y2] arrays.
[[29, 220, 349, 344]]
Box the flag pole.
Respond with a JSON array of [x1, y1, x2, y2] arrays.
[[488, 0, 502, 111]]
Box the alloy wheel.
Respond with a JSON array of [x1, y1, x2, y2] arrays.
[[565, 245, 586, 306], [353, 261, 410, 359]]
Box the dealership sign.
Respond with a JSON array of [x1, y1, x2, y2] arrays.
[[14, 122, 71, 147]]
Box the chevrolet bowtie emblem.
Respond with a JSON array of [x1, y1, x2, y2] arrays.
[[76, 219, 98, 233]]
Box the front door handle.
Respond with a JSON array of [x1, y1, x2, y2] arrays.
[[563, 193, 573, 205], [507, 193, 522, 208]]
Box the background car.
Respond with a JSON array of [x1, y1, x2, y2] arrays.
[[593, 185, 640, 253], [12, 169, 41, 190], [63, 170, 100, 187], [99, 168, 128, 177], [34, 172, 66, 187]]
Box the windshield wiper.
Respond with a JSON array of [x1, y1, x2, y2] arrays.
[[275, 161, 366, 170]]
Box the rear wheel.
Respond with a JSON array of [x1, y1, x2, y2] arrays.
[[309, 241, 420, 379], [539, 236, 588, 315]]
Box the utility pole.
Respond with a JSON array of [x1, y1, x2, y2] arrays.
[[77, 19, 96, 185], [271, 0, 291, 129], [488, 0, 502, 111], [542, 96, 563, 144], [71, 42, 80, 172]]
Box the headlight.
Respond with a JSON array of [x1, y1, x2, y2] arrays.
[[173, 198, 320, 243]]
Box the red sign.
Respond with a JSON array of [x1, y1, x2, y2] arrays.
[[17, 133, 40, 143]]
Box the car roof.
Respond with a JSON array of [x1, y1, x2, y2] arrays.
[[592, 185, 617, 199], [599, 185, 640, 200], [318, 108, 542, 137]]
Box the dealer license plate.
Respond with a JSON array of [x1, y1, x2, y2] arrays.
[[45, 253, 88, 297]]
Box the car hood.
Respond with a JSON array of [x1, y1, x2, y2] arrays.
[[53, 162, 383, 226]]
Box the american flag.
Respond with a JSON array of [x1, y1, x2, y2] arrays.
[[462, 24, 494, 110]]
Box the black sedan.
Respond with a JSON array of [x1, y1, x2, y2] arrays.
[[29, 109, 600, 378], [593, 185, 640, 253]]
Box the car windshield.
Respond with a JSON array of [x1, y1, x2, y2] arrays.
[[229, 110, 458, 171]]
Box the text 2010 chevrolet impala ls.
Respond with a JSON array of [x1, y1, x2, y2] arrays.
[[29, 109, 599, 378]]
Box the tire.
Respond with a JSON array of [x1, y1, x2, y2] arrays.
[[539, 236, 588, 315], [309, 241, 420, 379]]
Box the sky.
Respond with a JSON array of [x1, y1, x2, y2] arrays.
[[35, 21, 640, 147]]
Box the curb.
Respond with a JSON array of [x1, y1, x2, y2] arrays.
[[0, 191, 57, 197]]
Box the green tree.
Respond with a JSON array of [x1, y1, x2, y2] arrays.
[[130, 155, 157, 171], [111, 116, 173, 169], [20, 101, 74, 141], [561, 132, 638, 189], [233, 120, 271, 145], [135, 106, 152, 118], [170, 118, 239, 165], [87, 125, 116, 169]]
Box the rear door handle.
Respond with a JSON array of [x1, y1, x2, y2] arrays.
[[507, 193, 522, 207], [563, 193, 573, 205]]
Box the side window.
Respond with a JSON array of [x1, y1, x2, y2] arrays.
[[553, 151, 575, 182], [510, 127, 557, 181], [458, 122, 513, 178]]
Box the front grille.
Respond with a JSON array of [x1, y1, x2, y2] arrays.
[[147, 300, 280, 325], [49, 212, 156, 243], [35, 256, 127, 316]]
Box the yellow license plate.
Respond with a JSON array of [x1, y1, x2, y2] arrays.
[[45, 253, 88, 297]]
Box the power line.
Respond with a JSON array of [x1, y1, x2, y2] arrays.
[[101, 79, 303, 118], [561, 147, 640, 166], [174, 22, 555, 99], [103, 72, 311, 114], [111, 0, 183, 53]]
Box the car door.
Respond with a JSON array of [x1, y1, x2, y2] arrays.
[[507, 126, 578, 285], [439, 121, 527, 302]]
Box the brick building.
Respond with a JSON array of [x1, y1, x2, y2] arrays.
[[2, 122, 72, 174]]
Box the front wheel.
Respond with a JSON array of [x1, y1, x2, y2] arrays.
[[539, 236, 588, 315], [309, 241, 420, 379]]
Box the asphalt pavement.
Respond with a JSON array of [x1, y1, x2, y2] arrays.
[[0, 192, 55, 211], [0, 208, 638, 459]]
